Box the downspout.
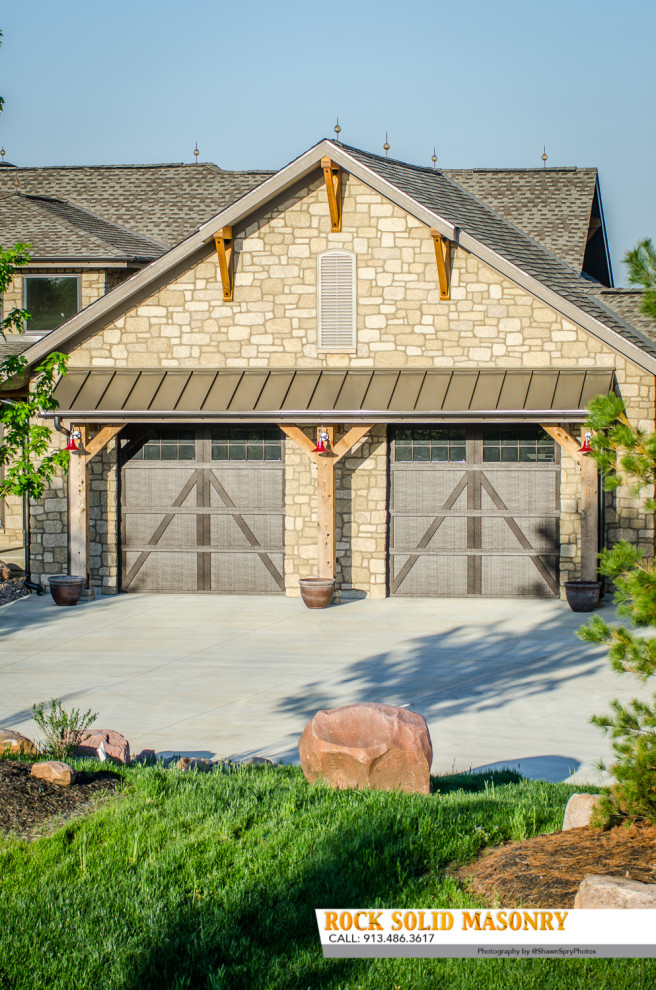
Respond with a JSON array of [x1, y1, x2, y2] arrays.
[[23, 485, 43, 595]]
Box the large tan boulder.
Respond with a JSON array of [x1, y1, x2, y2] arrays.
[[562, 793, 604, 830], [299, 703, 432, 794], [31, 761, 77, 787], [574, 874, 656, 909], [75, 729, 130, 764], [0, 727, 39, 757]]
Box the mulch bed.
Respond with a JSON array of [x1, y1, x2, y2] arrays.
[[454, 822, 656, 908], [0, 577, 30, 607], [0, 760, 120, 840]]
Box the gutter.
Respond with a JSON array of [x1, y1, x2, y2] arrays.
[[40, 408, 589, 425]]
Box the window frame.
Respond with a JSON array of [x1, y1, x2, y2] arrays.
[[22, 273, 81, 336], [317, 249, 357, 352]]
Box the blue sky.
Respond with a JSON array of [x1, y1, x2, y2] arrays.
[[1, 0, 653, 283]]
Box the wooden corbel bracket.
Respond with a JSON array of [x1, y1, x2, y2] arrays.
[[430, 229, 451, 300], [321, 157, 342, 232], [214, 226, 234, 302]]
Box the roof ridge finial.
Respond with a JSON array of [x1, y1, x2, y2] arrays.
[[431, 146, 437, 170], [334, 117, 341, 143], [542, 145, 548, 168], [383, 132, 390, 157], [194, 142, 200, 164]]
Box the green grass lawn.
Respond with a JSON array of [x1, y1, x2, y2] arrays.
[[0, 762, 653, 990]]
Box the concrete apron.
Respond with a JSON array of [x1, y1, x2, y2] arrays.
[[0, 593, 645, 784]]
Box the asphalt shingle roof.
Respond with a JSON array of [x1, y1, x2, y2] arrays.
[[339, 142, 656, 361], [0, 193, 165, 261], [0, 163, 273, 249], [444, 167, 597, 273]]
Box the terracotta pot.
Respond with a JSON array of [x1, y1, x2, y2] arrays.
[[299, 578, 335, 609], [564, 580, 601, 612], [49, 575, 85, 607]]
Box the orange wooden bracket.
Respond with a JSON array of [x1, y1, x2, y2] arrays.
[[540, 424, 585, 466], [321, 157, 342, 232], [430, 229, 451, 300], [214, 226, 234, 301]]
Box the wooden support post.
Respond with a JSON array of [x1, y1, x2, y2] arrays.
[[430, 229, 451, 300], [317, 427, 335, 579], [277, 423, 374, 581], [540, 423, 598, 581], [580, 437, 599, 582], [321, 157, 342, 232], [214, 226, 234, 301], [68, 426, 89, 583]]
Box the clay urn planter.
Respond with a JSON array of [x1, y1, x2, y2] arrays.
[[49, 575, 85, 606], [299, 577, 335, 609], [564, 580, 601, 612]]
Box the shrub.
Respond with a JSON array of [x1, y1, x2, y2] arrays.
[[31, 698, 98, 761]]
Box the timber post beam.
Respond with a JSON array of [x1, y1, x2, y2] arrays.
[[540, 423, 599, 582], [214, 226, 234, 301], [68, 425, 89, 585], [430, 229, 451, 300], [277, 423, 374, 580], [580, 430, 599, 582], [321, 157, 342, 232], [83, 424, 126, 462]]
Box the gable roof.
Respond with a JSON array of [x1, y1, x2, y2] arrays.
[[444, 166, 599, 275], [18, 138, 656, 375], [0, 163, 273, 248], [0, 193, 165, 262]]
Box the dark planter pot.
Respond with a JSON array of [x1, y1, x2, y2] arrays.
[[299, 578, 335, 609], [564, 580, 601, 612], [49, 575, 85, 607]]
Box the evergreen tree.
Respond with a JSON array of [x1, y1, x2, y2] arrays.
[[625, 238, 656, 323]]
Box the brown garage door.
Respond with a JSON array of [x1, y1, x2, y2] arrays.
[[390, 426, 560, 597], [120, 427, 285, 593]]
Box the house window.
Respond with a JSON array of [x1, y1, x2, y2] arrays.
[[24, 275, 79, 335], [318, 251, 356, 349]]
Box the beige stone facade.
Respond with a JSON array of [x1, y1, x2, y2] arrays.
[[18, 171, 656, 597]]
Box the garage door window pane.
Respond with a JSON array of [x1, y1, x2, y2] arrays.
[[212, 428, 282, 461], [395, 428, 466, 462], [131, 430, 196, 460], [483, 429, 555, 463], [24, 276, 78, 335]]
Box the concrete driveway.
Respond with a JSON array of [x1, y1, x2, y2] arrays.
[[0, 592, 645, 783]]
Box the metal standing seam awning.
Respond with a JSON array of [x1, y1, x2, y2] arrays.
[[42, 368, 615, 424]]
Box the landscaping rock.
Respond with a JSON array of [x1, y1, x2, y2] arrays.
[[574, 874, 656, 909], [299, 702, 432, 794], [75, 729, 130, 764], [0, 728, 39, 757], [175, 758, 213, 772], [243, 757, 274, 766], [133, 749, 157, 766], [31, 761, 77, 787], [0, 560, 12, 581], [562, 793, 605, 831]]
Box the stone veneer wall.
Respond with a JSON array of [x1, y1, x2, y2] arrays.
[[23, 172, 656, 597]]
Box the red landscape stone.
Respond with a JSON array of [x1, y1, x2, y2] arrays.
[[75, 729, 130, 764], [0, 727, 39, 757], [298, 702, 432, 794]]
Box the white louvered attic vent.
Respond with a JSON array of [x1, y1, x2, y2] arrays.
[[318, 251, 356, 349]]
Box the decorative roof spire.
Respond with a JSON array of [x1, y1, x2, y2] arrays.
[[542, 145, 548, 168], [431, 147, 437, 170], [333, 118, 341, 142], [194, 142, 200, 164], [383, 132, 390, 157]]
